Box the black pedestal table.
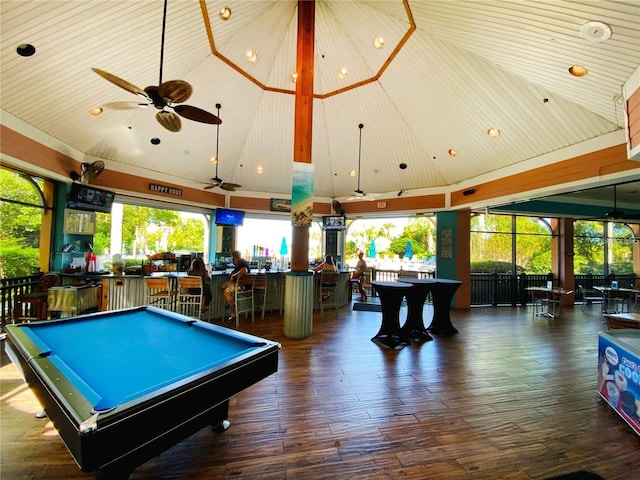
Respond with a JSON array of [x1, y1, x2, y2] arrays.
[[370, 281, 412, 349], [397, 279, 435, 341], [424, 279, 462, 336]]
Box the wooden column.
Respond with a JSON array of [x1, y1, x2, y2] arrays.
[[285, 0, 315, 339], [291, 0, 315, 272]]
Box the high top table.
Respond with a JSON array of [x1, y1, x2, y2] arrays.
[[370, 281, 412, 349], [420, 279, 462, 336], [396, 278, 435, 341]]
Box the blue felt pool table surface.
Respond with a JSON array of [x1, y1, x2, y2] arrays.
[[17, 308, 267, 411]]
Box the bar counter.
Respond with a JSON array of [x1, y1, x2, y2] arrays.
[[61, 270, 352, 320]]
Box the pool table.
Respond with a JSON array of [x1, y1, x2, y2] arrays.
[[4, 306, 280, 479]]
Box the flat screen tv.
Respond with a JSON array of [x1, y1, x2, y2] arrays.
[[322, 215, 346, 230], [67, 183, 116, 214], [215, 208, 245, 226]]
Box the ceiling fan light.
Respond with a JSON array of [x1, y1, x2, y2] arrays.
[[246, 50, 257, 63], [569, 64, 588, 77], [219, 7, 232, 20], [89, 106, 104, 116]]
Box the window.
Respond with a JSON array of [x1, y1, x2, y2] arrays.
[[0, 167, 47, 277]]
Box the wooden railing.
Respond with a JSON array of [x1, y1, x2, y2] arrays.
[[1, 274, 42, 330]]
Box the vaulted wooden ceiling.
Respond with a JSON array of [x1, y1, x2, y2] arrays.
[[1, 0, 639, 215]]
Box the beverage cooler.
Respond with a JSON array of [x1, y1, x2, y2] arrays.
[[598, 330, 640, 436]]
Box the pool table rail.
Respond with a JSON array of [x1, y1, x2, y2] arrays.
[[4, 306, 280, 479]]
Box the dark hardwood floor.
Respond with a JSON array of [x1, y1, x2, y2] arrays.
[[2, 303, 639, 479]]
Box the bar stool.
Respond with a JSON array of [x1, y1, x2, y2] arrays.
[[13, 273, 61, 323], [253, 273, 268, 320], [144, 277, 177, 310], [319, 271, 340, 316], [233, 274, 256, 327], [176, 276, 203, 319]]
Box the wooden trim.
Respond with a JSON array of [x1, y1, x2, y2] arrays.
[[450, 144, 636, 206]]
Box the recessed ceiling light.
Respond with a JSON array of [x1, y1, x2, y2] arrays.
[[448, 149, 458, 157], [150, 138, 161, 145], [219, 7, 232, 20], [338, 67, 348, 79], [373, 36, 384, 49], [89, 107, 103, 116], [256, 165, 264, 174], [580, 21, 611, 43], [16, 43, 36, 57], [349, 170, 357, 177], [209, 155, 217, 165], [569, 65, 588, 77], [487, 128, 501, 137], [290, 72, 298, 83], [246, 50, 257, 63]]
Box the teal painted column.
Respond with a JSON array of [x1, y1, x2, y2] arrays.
[[283, 271, 314, 338], [435, 210, 471, 309], [435, 211, 458, 280]]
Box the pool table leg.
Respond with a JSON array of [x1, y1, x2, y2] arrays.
[[213, 418, 231, 433]]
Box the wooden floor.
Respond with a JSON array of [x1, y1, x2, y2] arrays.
[[2, 303, 640, 480]]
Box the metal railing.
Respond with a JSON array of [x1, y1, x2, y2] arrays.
[[1, 271, 637, 329]]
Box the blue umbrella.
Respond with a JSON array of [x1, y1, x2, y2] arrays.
[[279, 237, 288, 256], [404, 240, 413, 260], [368, 239, 376, 258]]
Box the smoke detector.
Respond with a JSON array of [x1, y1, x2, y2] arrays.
[[580, 21, 611, 43]]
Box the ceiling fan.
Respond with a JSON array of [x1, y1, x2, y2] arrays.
[[70, 161, 105, 184], [92, 0, 221, 132], [204, 104, 241, 192], [605, 184, 640, 221], [347, 123, 380, 201]]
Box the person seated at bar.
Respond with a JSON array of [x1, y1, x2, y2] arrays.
[[221, 250, 250, 322], [354, 251, 367, 301], [311, 255, 338, 273], [187, 257, 212, 312], [311, 255, 338, 302]]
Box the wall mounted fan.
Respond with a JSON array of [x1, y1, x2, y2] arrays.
[[70, 161, 105, 184], [204, 104, 241, 192], [92, 0, 221, 132], [332, 199, 344, 214], [347, 124, 380, 201]]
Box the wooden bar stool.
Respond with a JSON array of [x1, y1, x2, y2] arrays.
[[144, 277, 177, 310], [13, 273, 61, 323]]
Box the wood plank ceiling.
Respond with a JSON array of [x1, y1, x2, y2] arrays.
[[1, 0, 639, 209]]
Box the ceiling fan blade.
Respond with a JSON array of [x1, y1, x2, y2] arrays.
[[156, 111, 181, 132], [158, 80, 192, 103], [103, 101, 149, 110], [173, 105, 222, 125], [220, 182, 241, 191], [92, 68, 148, 98], [204, 184, 216, 190]]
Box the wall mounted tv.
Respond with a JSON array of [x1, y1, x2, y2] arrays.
[[67, 183, 116, 214], [322, 215, 346, 230], [215, 208, 245, 226]]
